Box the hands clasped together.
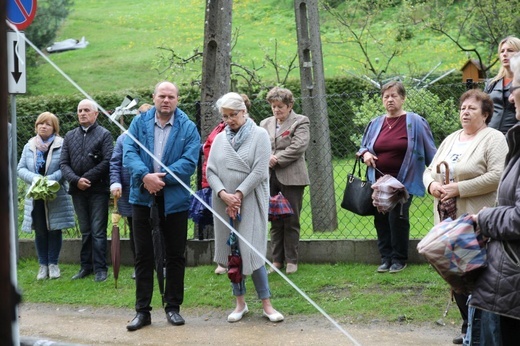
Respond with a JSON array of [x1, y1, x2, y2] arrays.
[[429, 181, 460, 202], [219, 190, 243, 220], [143, 173, 167, 195]]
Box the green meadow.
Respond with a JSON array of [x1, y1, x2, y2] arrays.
[[26, 0, 469, 96]]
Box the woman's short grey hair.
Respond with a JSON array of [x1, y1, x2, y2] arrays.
[[266, 86, 294, 106], [215, 92, 247, 113]]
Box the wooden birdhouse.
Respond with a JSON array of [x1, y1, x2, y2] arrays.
[[461, 59, 485, 83]]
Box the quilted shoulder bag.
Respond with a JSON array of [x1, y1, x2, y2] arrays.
[[417, 214, 486, 294]]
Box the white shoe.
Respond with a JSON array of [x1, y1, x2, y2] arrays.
[[37, 265, 48, 280], [214, 265, 227, 275], [227, 304, 249, 323], [286, 263, 298, 274], [48, 264, 61, 279], [263, 309, 284, 322]]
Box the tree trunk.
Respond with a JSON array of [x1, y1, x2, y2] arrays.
[[294, 0, 338, 231], [200, 0, 232, 140], [198, 0, 233, 239]]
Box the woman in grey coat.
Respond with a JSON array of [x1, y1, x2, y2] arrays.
[[207, 92, 284, 323], [18, 112, 75, 280]]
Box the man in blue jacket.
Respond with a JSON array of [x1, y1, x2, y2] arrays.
[[124, 81, 200, 331]]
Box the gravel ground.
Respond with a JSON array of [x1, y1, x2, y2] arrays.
[[17, 302, 460, 345]]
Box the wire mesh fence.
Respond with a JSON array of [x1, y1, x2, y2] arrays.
[[14, 81, 479, 240]]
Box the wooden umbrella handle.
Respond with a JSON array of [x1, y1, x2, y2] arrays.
[[436, 161, 450, 185]]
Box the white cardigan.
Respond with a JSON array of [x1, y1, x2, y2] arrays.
[[206, 125, 271, 275], [423, 127, 506, 224]]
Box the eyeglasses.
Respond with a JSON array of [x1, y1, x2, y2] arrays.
[[510, 85, 520, 93], [221, 110, 242, 121]]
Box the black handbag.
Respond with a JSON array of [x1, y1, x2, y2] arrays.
[[340, 158, 376, 216]]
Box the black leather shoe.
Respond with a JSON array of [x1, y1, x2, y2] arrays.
[[71, 268, 92, 280], [94, 271, 108, 282], [377, 262, 391, 273], [126, 313, 151, 331], [452, 335, 464, 344], [389, 262, 407, 273], [166, 311, 185, 326]]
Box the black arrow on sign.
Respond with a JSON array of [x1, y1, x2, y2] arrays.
[[11, 40, 23, 83]]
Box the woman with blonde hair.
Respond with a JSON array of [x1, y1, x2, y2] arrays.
[[18, 112, 75, 280], [485, 36, 520, 133]]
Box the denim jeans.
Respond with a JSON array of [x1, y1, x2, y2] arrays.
[[232, 266, 271, 300], [466, 307, 502, 346], [72, 193, 109, 273], [373, 195, 413, 264], [32, 199, 62, 265]]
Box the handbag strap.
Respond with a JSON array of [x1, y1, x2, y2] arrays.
[[351, 156, 361, 176], [351, 157, 370, 181]]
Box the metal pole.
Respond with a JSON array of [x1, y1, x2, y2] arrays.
[[1, 0, 16, 341]]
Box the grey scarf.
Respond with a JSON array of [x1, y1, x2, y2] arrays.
[[226, 117, 254, 151]]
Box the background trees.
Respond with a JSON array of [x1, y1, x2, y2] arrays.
[[409, 0, 520, 77], [24, 0, 74, 56]]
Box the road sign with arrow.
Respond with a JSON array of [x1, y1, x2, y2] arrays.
[[7, 31, 27, 94]]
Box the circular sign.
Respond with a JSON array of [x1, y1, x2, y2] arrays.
[[7, 0, 38, 30]]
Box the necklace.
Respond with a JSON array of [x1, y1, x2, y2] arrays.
[[385, 115, 402, 129]]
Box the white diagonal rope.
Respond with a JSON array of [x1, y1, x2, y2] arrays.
[[7, 21, 361, 345]]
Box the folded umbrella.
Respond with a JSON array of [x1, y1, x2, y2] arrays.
[[150, 197, 166, 307], [111, 197, 121, 289], [371, 174, 409, 214], [436, 161, 457, 221], [227, 215, 243, 284]]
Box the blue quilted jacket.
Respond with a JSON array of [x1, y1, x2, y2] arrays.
[[123, 107, 200, 215]]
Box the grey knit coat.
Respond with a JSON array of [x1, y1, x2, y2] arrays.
[[206, 125, 270, 275]]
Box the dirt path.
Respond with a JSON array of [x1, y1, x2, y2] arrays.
[[17, 302, 459, 345]]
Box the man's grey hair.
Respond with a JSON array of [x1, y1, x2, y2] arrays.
[[78, 99, 98, 111]]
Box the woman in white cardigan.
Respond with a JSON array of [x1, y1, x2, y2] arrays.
[[423, 89, 506, 345], [207, 92, 284, 323]]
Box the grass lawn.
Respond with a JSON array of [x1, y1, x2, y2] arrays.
[[25, 0, 470, 96], [18, 258, 460, 326]]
